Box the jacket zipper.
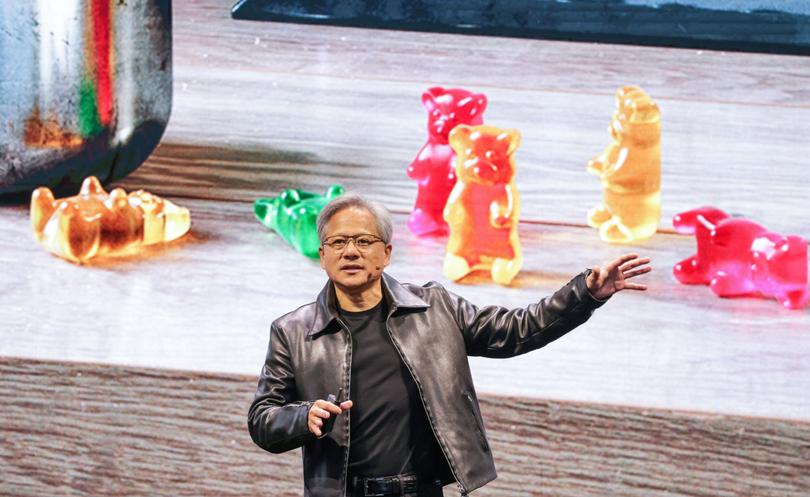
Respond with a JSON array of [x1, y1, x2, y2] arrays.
[[384, 312, 469, 496], [337, 318, 352, 497]]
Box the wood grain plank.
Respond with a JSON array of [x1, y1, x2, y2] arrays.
[[0, 358, 301, 497], [2, 199, 808, 420], [2, 358, 808, 497]]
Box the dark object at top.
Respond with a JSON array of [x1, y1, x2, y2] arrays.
[[231, 0, 810, 56]]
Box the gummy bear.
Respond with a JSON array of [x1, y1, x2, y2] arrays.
[[588, 85, 661, 243], [407, 87, 487, 236], [673, 206, 809, 309], [444, 124, 521, 286], [254, 185, 344, 258], [30, 176, 191, 264]]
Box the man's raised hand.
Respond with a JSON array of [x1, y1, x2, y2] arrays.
[[586, 253, 652, 301]]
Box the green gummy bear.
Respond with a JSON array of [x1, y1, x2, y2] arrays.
[[254, 185, 345, 258]]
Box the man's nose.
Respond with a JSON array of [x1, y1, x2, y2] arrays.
[[341, 240, 361, 257]]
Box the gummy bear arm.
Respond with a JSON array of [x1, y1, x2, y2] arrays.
[[488, 185, 514, 228], [450, 271, 606, 358], [597, 152, 622, 178], [586, 160, 603, 176], [407, 145, 431, 180], [248, 323, 316, 454]]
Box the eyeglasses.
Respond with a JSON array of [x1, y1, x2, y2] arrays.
[[322, 234, 385, 252]]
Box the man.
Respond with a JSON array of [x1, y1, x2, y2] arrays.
[[248, 194, 651, 497]]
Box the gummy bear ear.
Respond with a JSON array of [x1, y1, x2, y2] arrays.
[[326, 184, 344, 200], [109, 188, 129, 208], [476, 93, 488, 112], [501, 129, 522, 155], [80, 176, 105, 196], [617, 85, 641, 100], [422, 87, 443, 111], [30, 187, 56, 239], [280, 189, 302, 206], [448, 124, 472, 149], [458, 92, 487, 116], [253, 198, 274, 222], [632, 99, 660, 124]]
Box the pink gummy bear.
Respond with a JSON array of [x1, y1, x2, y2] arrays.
[[407, 87, 487, 236], [673, 206, 809, 309]]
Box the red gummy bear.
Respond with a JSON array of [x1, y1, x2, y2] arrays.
[[673, 206, 809, 309], [407, 87, 487, 236]]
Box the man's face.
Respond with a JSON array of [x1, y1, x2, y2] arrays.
[[319, 206, 392, 294]]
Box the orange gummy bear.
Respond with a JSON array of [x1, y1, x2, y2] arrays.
[[587, 85, 661, 243], [444, 124, 522, 286], [30, 176, 191, 263]]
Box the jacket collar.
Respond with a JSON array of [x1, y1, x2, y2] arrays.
[[308, 272, 429, 336]]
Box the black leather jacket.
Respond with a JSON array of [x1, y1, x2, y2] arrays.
[[248, 271, 606, 496]]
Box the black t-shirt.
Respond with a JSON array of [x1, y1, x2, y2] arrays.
[[340, 299, 445, 480]]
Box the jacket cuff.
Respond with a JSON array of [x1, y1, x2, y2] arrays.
[[576, 269, 610, 308], [299, 400, 317, 442]]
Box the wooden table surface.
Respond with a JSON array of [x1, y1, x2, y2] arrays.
[[3, 198, 810, 421], [2, 0, 810, 422]]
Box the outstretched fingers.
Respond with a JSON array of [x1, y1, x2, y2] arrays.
[[619, 255, 652, 291], [623, 265, 652, 280], [622, 281, 648, 291], [619, 255, 650, 272], [612, 252, 641, 269]]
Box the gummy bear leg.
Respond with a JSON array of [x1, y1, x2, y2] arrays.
[[779, 289, 810, 310], [599, 219, 634, 244], [587, 204, 611, 229], [408, 209, 446, 236], [600, 190, 660, 242], [492, 257, 521, 286], [673, 256, 710, 284], [629, 222, 658, 241], [443, 252, 472, 281], [709, 271, 754, 297]]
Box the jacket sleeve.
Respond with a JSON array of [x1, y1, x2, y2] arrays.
[[449, 270, 608, 358], [247, 322, 316, 453]]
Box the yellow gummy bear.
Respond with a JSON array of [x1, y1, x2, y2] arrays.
[[587, 85, 661, 243], [31, 176, 191, 263]]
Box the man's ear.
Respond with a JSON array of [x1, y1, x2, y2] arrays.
[[383, 244, 392, 267], [319, 246, 326, 269]]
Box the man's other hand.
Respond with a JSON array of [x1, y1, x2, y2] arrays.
[[586, 253, 652, 301], [308, 398, 353, 437]]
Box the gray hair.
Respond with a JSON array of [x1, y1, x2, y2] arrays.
[[317, 194, 393, 244]]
